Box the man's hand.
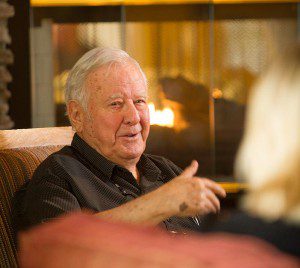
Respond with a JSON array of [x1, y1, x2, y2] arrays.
[[95, 160, 226, 225], [157, 160, 226, 218]]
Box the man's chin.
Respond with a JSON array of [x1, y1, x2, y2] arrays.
[[120, 151, 143, 160], [118, 147, 144, 161]]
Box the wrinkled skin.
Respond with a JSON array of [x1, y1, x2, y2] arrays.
[[69, 60, 150, 175]]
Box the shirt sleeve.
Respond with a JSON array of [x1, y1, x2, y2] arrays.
[[17, 173, 81, 231]]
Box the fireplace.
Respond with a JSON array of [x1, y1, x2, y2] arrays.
[[30, 2, 299, 177]]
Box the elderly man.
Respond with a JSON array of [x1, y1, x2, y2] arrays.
[[16, 48, 225, 233]]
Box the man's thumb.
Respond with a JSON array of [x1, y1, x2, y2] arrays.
[[181, 160, 198, 178]]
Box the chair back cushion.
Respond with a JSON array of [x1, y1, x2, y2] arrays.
[[0, 145, 63, 268]]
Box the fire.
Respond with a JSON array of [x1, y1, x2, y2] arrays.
[[148, 102, 174, 128], [212, 88, 223, 99]]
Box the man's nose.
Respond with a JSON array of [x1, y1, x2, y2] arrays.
[[123, 102, 140, 125]]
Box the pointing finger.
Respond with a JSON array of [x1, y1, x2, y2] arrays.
[[202, 179, 226, 198], [203, 189, 221, 212]]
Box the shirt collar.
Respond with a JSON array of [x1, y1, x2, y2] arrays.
[[71, 133, 162, 182], [71, 133, 117, 180], [137, 154, 162, 182]]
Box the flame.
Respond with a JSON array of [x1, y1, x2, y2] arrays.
[[148, 102, 174, 127], [212, 88, 223, 99]]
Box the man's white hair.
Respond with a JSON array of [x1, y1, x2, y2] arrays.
[[65, 47, 147, 111], [235, 44, 300, 224]]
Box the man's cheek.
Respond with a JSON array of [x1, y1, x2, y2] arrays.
[[141, 110, 150, 123], [102, 130, 116, 144], [83, 121, 95, 138]]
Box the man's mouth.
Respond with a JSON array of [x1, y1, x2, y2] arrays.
[[118, 127, 142, 139], [120, 132, 139, 138], [125, 133, 138, 137]]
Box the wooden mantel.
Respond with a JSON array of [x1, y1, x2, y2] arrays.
[[30, 0, 300, 7]]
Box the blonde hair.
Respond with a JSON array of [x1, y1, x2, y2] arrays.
[[235, 44, 300, 224]]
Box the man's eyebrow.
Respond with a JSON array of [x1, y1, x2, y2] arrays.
[[135, 93, 148, 98], [106, 92, 148, 102], [107, 93, 124, 100]]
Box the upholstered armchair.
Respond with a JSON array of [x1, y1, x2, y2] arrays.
[[0, 127, 73, 267]]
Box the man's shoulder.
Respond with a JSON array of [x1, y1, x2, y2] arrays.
[[39, 144, 75, 162], [33, 145, 77, 178]]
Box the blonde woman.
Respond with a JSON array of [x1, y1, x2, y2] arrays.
[[205, 44, 300, 257]]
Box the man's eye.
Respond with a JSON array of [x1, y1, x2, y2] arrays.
[[135, 99, 146, 104], [110, 102, 122, 107]]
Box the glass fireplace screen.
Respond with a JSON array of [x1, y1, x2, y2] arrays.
[[30, 2, 300, 178]]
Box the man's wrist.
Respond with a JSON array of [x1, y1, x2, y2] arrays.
[[147, 186, 178, 221]]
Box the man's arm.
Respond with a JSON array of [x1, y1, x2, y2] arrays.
[[16, 178, 81, 231], [95, 161, 226, 225]]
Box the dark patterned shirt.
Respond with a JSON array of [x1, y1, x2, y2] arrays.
[[15, 133, 199, 233]]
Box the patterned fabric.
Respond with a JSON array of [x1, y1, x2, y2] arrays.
[[0, 146, 62, 268]]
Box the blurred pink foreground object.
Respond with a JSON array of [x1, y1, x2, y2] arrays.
[[18, 213, 299, 268]]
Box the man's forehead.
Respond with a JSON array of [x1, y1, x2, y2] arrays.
[[87, 61, 146, 87], [104, 63, 144, 84], [103, 78, 145, 86]]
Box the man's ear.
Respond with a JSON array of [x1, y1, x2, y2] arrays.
[[67, 100, 85, 133]]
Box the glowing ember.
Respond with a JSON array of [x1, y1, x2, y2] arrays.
[[148, 102, 174, 127]]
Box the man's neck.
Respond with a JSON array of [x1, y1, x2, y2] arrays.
[[117, 159, 140, 182]]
